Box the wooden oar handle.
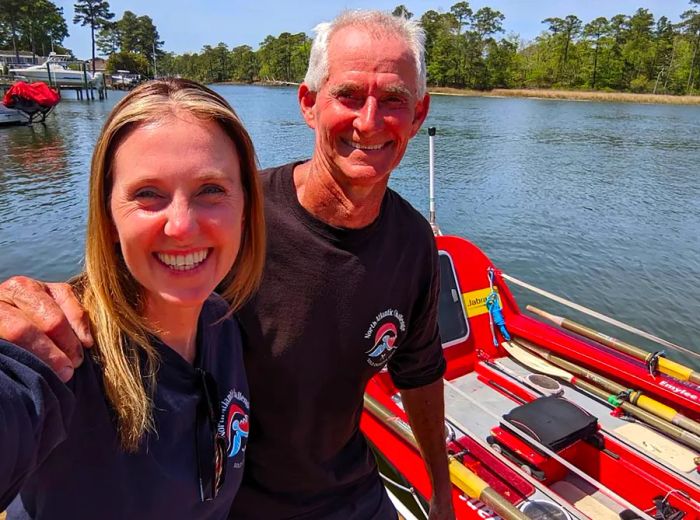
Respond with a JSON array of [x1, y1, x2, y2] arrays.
[[363, 394, 528, 520]]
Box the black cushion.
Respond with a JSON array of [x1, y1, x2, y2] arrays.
[[502, 396, 598, 452]]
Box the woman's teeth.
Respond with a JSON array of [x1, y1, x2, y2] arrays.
[[156, 249, 209, 271]]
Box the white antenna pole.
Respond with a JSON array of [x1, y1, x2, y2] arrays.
[[428, 127, 441, 235]]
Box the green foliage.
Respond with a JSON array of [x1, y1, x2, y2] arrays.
[[105, 50, 148, 75], [94, 10, 163, 78], [95, 20, 119, 55], [392, 5, 413, 20], [420, 3, 507, 89], [8, 0, 696, 96], [257, 32, 310, 82], [518, 3, 700, 94], [73, 0, 113, 71], [0, 0, 69, 59], [231, 45, 258, 82]]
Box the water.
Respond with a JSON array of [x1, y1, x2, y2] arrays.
[[1, 85, 698, 365]]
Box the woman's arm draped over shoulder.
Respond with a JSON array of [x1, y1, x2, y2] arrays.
[[0, 339, 76, 509]]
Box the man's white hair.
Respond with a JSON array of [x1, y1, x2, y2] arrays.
[[304, 10, 427, 97]]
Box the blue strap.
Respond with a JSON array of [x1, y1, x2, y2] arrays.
[[486, 268, 511, 345]]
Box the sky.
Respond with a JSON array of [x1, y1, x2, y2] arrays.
[[55, 0, 696, 60]]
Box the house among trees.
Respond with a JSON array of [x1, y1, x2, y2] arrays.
[[89, 57, 107, 73], [0, 51, 43, 68]]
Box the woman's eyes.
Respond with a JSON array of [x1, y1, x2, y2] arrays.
[[134, 188, 162, 199], [199, 184, 226, 196], [133, 185, 225, 200]]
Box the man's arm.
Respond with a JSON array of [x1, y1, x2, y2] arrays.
[[400, 378, 455, 520], [0, 277, 93, 382]]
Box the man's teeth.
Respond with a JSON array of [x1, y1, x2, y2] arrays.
[[345, 140, 385, 150], [156, 250, 208, 271]]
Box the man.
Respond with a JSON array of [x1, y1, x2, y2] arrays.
[[0, 10, 454, 520]]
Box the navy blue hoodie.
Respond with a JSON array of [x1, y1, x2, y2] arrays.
[[0, 294, 249, 520]]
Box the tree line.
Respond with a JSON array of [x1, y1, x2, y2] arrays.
[[0, 0, 162, 74], [2, 1, 699, 94], [157, 1, 700, 95]]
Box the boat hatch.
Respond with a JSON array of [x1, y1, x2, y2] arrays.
[[438, 250, 469, 347]]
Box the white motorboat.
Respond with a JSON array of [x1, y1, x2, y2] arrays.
[[9, 53, 103, 86], [111, 70, 142, 89]]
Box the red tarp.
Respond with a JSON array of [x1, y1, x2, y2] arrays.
[[3, 81, 61, 109]]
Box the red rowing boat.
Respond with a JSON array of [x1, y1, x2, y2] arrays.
[[362, 130, 700, 520]]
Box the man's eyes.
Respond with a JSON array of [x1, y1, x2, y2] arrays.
[[334, 91, 407, 106], [383, 95, 407, 105], [336, 90, 363, 101]]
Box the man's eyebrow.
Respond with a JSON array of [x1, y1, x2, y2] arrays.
[[328, 83, 362, 96], [383, 84, 412, 97]]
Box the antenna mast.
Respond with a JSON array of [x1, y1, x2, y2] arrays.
[[428, 127, 441, 235]]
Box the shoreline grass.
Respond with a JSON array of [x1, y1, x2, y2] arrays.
[[216, 81, 700, 105], [428, 87, 700, 105]]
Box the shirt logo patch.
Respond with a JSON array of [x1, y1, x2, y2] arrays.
[[364, 309, 406, 368], [218, 389, 249, 468]]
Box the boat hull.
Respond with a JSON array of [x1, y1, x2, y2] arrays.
[[0, 105, 27, 125], [10, 70, 91, 86]]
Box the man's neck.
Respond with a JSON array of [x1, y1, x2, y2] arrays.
[[293, 160, 387, 229]]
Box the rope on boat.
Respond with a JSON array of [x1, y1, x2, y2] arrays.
[[486, 268, 511, 346], [645, 489, 694, 519], [442, 378, 656, 520], [500, 273, 698, 361], [378, 473, 429, 519], [646, 350, 664, 377]]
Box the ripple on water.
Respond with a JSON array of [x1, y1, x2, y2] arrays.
[[1, 89, 698, 363]]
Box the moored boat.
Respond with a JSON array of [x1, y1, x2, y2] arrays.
[[363, 129, 700, 520], [9, 53, 103, 87], [2, 81, 60, 123]]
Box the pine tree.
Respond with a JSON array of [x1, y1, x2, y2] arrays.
[[73, 0, 113, 72]]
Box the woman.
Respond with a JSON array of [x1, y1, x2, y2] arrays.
[[0, 79, 265, 519]]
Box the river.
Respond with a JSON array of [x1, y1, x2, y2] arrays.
[[0, 85, 698, 364]]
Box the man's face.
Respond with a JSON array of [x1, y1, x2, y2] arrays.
[[300, 26, 429, 191]]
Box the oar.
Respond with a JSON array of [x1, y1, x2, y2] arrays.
[[517, 339, 700, 438], [527, 305, 700, 385], [501, 341, 700, 452], [363, 394, 529, 520]]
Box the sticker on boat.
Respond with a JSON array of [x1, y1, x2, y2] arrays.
[[462, 288, 501, 318]]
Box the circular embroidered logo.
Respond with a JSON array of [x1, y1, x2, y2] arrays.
[[218, 389, 249, 468], [364, 309, 406, 368]]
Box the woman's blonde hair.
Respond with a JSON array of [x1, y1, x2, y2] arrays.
[[80, 78, 265, 452]]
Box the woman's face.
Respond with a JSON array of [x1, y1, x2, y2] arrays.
[[109, 113, 245, 311]]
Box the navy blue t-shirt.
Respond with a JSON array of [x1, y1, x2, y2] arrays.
[[0, 294, 249, 520]]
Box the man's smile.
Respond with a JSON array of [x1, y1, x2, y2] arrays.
[[340, 138, 392, 151]]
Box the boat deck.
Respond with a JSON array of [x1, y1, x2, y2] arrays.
[[441, 356, 700, 516]]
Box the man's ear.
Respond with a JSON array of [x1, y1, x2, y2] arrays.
[[298, 83, 318, 130], [410, 93, 430, 138]]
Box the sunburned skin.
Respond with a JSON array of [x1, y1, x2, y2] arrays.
[[296, 25, 429, 229]]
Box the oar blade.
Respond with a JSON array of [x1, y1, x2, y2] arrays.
[[501, 341, 574, 382]]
